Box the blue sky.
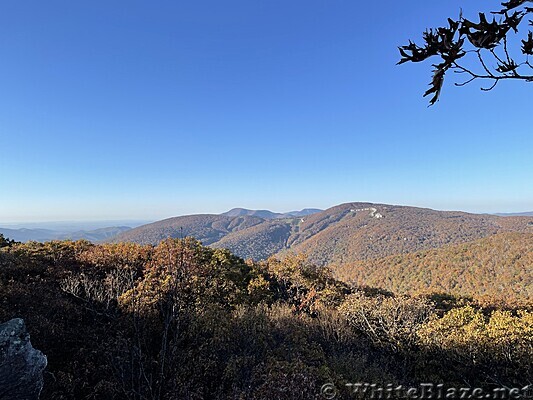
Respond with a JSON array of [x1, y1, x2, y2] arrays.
[[0, 0, 532, 222]]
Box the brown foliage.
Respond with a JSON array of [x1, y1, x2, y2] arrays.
[[336, 232, 533, 305], [1, 238, 532, 399]]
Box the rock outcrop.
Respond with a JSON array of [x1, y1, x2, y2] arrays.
[[0, 318, 47, 400]]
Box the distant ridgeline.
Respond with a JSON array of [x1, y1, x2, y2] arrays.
[[0, 226, 132, 243], [3, 203, 533, 303], [111, 202, 533, 265]]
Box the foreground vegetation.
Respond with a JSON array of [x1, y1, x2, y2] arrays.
[[0, 235, 532, 399]]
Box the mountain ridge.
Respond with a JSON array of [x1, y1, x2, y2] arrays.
[[221, 208, 322, 219], [111, 202, 533, 265]]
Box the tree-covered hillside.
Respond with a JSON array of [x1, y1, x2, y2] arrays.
[[0, 238, 532, 399], [335, 232, 533, 305], [112, 203, 533, 266]]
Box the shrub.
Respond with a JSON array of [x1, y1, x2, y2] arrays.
[[339, 292, 435, 351]]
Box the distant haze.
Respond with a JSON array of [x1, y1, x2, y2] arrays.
[[0, 220, 150, 243], [495, 212, 533, 217], [0, 220, 150, 231]]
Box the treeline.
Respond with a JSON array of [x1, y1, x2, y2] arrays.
[[0, 236, 532, 399]]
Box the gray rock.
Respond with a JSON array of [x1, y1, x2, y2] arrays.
[[0, 318, 47, 400]]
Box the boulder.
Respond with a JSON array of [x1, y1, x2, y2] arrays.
[[0, 318, 47, 400]]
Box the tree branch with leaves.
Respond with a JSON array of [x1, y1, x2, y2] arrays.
[[398, 1, 533, 105]]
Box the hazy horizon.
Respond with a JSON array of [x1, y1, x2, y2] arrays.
[[1, 201, 532, 226]]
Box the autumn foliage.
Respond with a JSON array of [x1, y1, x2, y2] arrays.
[[0, 237, 531, 399]]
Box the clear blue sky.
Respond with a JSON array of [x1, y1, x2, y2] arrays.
[[1, 0, 531, 222]]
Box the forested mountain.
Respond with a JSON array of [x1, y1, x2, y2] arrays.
[[221, 208, 322, 219], [111, 214, 266, 246], [335, 232, 533, 302], [212, 219, 296, 260], [221, 208, 284, 219], [111, 203, 533, 264]]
